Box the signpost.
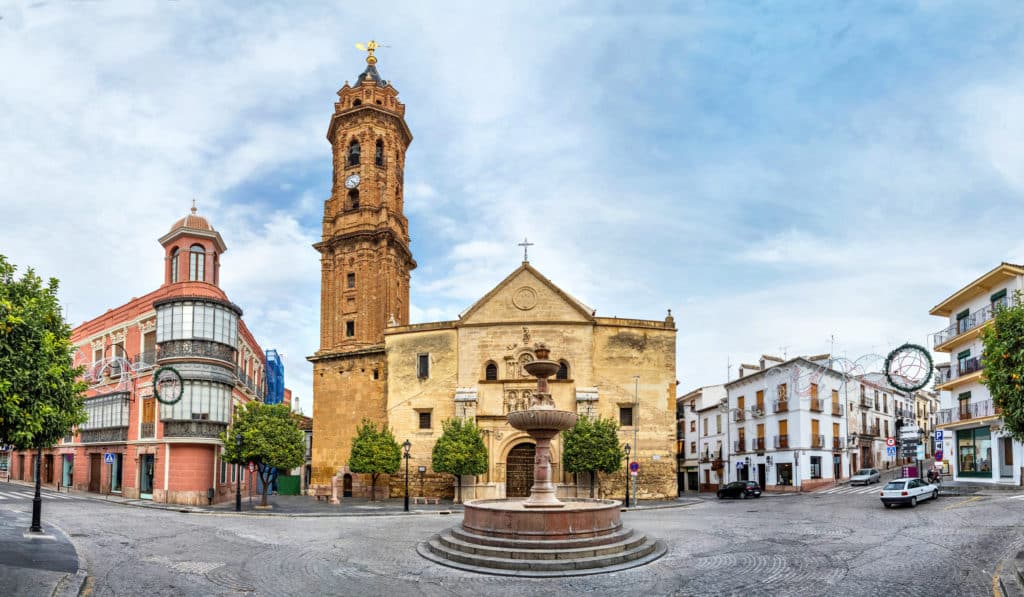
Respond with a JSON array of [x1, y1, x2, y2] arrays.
[[886, 446, 897, 458], [885, 437, 896, 448], [935, 449, 944, 462], [103, 453, 115, 465]]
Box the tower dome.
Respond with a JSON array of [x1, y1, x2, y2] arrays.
[[158, 203, 227, 287]]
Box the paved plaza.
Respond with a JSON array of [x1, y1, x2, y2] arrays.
[[1, 481, 1023, 596]]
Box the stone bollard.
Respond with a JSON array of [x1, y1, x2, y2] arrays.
[[331, 475, 340, 504]]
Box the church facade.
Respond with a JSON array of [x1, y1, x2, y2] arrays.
[[310, 49, 677, 500]]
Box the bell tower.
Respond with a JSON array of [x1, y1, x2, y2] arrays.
[[309, 43, 416, 486]]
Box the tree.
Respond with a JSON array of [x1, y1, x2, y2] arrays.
[[562, 416, 624, 498], [348, 419, 401, 501], [431, 418, 488, 503], [981, 291, 1024, 441], [220, 402, 305, 507], [0, 255, 87, 449]]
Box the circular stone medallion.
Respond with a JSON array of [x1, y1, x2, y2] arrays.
[[512, 286, 538, 310]]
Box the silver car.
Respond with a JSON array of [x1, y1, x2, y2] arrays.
[[850, 468, 881, 485]]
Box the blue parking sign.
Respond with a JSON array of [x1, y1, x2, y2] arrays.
[[935, 430, 943, 443]]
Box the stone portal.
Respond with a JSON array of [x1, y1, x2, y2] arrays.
[[505, 443, 535, 497]]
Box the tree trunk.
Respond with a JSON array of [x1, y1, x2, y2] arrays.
[[260, 468, 272, 507], [457, 475, 462, 504]]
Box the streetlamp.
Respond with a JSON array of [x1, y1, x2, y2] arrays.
[[623, 443, 631, 508], [235, 433, 242, 513], [29, 445, 42, 533], [632, 376, 639, 507], [402, 439, 411, 512]]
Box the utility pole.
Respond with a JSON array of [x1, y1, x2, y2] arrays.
[[632, 375, 639, 508]]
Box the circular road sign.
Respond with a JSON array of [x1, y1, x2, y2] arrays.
[[885, 437, 896, 447], [629, 461, 639, 473]]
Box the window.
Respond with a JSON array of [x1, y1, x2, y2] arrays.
[[957, 427, 992, 477], [556, 361, 569, 380], [80, 393, 129, 430], [485, 362, 498, 381], [348, 189, 360, 210], [619, 407, 633, 426], [373, 368, 379, 380], [347, 272, 356, 288], [810, 456, 822, 479], [703, 417, 708, 436], [958, 392, 971, 417], [231, 461, 237, 483], [690, 420, 695, 432], [992, 288, 1008, 309], [189, 244, 205, 281], [375, 139, 384, 166], [93, 346, 103, 364], [756, 390, 764, 412], [156, 300, 239, 347], [418, 411, 432, 430], [956, 308, 970, 333], [170, 248, 180, 283], [690, 441, 696, 454], [348, 139, 361, 166], [159, 380, 232, 423], [417, 354, 429, 379], [716, 414, 722, 434], [346, 321, 355, 337], [220, 458, 227, 484]]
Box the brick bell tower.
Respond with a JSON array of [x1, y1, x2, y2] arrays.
[[309, 42, 416, 486]]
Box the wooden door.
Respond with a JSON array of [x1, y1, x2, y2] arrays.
[[44, 455, 53, 484], [142, 398, 155, 438], [811, 419, 820, 444], [89, 453, 101, 492], [778, 420, 788, 448], [506, 443, 535, 497]]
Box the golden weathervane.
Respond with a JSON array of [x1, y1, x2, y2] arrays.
[[355, 40, 388, 65]]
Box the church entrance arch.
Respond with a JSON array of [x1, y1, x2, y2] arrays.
[[342, 473, 353, 498], [506, 443, 535, 498]]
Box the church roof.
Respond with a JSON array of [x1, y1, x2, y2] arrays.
[[356, 63, 387, 87], [159, 205, 227, 253], [169, 212, 214, 233], [458, 262, 595, 322]]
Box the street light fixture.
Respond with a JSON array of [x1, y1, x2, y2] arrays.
[[235, 432, 242, 513], [623, 443, 631, 508], [402, 439, 411, 512], [29, 445, 42, 533]]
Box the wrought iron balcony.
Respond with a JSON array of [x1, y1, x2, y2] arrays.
[[859, 396, 873, 409], [751, 406, 766, 418], [733, 410, 746, 422], [699, 455, 711, 463], [734, 440, 747, 453], [158, 339, 236, 365], [832, 437, 844, 450], [862, 424, 880, 437], [931, 300, 1008, 348], [810, 398, 823, 412], [132, 350, 158, 368], [774, 434, 789, 449], [140, 422, 155, 439], [752, 437, 766, 451], [832, 403, 844, 417], [936, 399, 1000, 425], [811, 434, 825, 449], [773, 400, 789, 413], [163, 420, 227, 439]]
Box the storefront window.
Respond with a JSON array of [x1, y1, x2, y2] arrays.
[[958, 427, 992, 478], [777, 463, 793, 485]]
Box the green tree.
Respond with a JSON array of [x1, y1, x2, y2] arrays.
[[562, 416, 624, 498], [982, 291, 1024, 440], [348, 419, 401, 501], [220, 402, 305, 507], [431, 418, 488, 503], [0, 255, 87, 450]]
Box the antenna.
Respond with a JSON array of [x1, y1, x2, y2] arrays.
[[726, 356, 731, 382], [779, 345, 790, 359]]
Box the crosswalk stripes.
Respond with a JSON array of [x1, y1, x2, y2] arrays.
[[0, 490, 76, 501], [817, 485, 884, 496], [1003, 494, 1024, 501]]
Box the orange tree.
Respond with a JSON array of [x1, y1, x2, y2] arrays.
[[981, 291, 1024, 440]]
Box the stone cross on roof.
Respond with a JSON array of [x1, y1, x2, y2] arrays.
[[518, 237, 534, 262]]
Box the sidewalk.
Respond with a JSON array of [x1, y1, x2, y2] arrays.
[[0, 508, 86, 597], [6, 479, 702, 516]]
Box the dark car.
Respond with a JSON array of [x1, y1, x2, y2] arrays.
[[717, 481, 762, 499]]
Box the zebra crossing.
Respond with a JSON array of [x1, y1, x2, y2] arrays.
[[817, 484, 886, 496], [0, 489, 77, 501]]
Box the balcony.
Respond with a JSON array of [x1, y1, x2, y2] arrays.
[[774, 434, 789, 449], [810, 398, 823, 413], [937, 357, 984, 387], [733, 411, 746, 422], [832, 437, 844, 450], [859, 396, 873, 409], [752, 437, 766, 452], [699, 455, 711, 463], [862, 424, 880, 437], [140, 422, 155, 439], [936, 399, 1000, 426], [811, 434, 825, 449], [163, 420, 227, 439], [132, 350, 158, 369], [159, 339, 236, 366], [751, 406, 765, 418], [832, 403, 844, 417], [931, 300, 1006, 349], [734, 439, 747, 453], [773, 400, 789, 414]]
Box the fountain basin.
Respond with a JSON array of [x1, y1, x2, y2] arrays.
[[506, 409, 578, 432], [463, 498, 621, 540]]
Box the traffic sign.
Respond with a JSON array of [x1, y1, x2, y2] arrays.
[[916, 445, 925, 460], [629, 461, 639, 473], [886, 446, 897, 458], [103, 452, 115, 464], [935, 450, 944, 461], [935, 430, 944, 443], [885, 437, 896, 447]]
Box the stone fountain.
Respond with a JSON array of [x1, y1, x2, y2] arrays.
[[418, 344, 666, 577]]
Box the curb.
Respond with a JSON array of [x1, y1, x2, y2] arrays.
[[45, 519, 90, 597]]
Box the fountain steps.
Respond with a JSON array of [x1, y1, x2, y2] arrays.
[[418, 526, 667, 577], [449, 524, 631, 550]]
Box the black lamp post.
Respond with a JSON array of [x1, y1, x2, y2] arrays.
[[402, 439, 411, 512], [623, 443, 631, 509], [235, 432, 242, 513], [29, 446, 42, 533]]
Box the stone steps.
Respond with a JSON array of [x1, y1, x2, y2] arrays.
[[418, 526, 667, 577], [448, 525, 631, 550]]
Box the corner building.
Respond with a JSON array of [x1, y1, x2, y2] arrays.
[[8, 209, 268, 505], [310, 55, 678, 499]]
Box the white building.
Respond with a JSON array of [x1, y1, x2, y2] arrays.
[[724, 355, 851, 492], [678, 385, 727, 492], [930, 262, 1024, 485], [846, 376, 903, 472]]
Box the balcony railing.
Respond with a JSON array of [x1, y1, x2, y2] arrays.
[[931, 300, 1008, 347], [810, 398, 823, 412], [859, 396, 873, 409], [733, 411, 746, 422], [832, 437, 844, 450], [862, 424, 880, 437], [773, 400, 788, 413], [734, 440, 747, 453], [774, 434, 789, 449], [132, 350, 158, 369], [811, 434, 825, 449], [699, 455, 711, 463], [936, 399, 1000, 425], [751, 406, 765, 418], [140, 422, 155, 439], [752, 437, 766, 452], [832, 403, 844, 417]]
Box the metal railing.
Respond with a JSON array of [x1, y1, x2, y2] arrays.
[[811, 434, 825, 449], [862, 424, 880, 437], [733, 411, 746, 422], [773, 400, 788, 413], [774, 434, 789, 449], [832, 403, 844, 417], [752, 437, 766, 451], [734, 440, 747, 453], [859, 396, 873, 409], [936, 399, 1000, 425], [810, 398, 823, 412], [931, 299, 1009, 347], [751, 406, 765, 418], [832, 437, 844, 450]]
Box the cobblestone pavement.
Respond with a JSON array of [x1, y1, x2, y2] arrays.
[[2, 484, 1021, 596]]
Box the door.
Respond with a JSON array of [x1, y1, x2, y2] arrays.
[[44, 455, 53, 484], [89, 453, 102, 493], [342, 473, 352, 497], [1002, 438, 1014, 478], [757, 464, 766, 489], [687, 471, 698, 492], [111, 453, 123, 493], [141, 398, 156, 439], [506, 443, 535, 498], [139, 454, 154, 499], [811, 419, 820, 448], [62, 456, 73, 487]]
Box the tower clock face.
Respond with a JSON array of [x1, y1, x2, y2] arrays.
[[344, 174, 361, 189]]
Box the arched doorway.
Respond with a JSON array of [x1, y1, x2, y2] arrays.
[[506, 443, 535, 498], [343, 473, 353, 497]]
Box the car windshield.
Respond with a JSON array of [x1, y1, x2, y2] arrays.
[[854, 470, 872, 476], [883, 481, 905, 490]]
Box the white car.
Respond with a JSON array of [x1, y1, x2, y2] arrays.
[[879, 478, 939, 508], [850, 468, 880, 485]]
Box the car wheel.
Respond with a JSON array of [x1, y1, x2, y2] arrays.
[[716, 492, 722, 499], [932, 490, 938, 501], [883, 503, 892, 509], [741, 491, 748, 499], [910, 496, 917, 507]]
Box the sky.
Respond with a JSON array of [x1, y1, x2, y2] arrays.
[[3, 1, 1024, 412]]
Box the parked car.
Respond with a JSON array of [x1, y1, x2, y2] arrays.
[[879, 478, 939, 508], [850, 468, 881, 485], [717, 481, 762, 499]]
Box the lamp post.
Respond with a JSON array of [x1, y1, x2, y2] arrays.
[[623, 443, 631, 508], [402, 439, 411, 512], [632, 375, 639, 507], [235, 433, 242, 513], [29, 445, 42, 533]]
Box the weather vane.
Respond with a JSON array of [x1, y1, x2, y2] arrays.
[[356, 40, 389, 65]]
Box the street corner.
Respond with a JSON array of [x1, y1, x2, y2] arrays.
[[0, 509, 85, 597]]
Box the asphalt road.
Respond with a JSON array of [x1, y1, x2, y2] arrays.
[[1, 481, 1019, 596]]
